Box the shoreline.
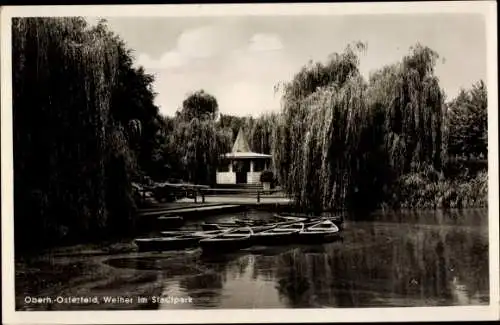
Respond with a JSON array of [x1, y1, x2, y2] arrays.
[[13, 206, 489, 260]]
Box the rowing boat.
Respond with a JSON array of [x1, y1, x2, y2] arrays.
[[298, 220, 340, 243], [252, 223, 304, 246], [160, 229, 227, 238], [202, 215, 307, 231], [135, 234, 201, 252], [199, 227, 254, 253], [156, 215, 184, 229], [201, 222, 239, 231]]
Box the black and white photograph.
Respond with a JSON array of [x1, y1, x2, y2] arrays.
[[1, 2, 498, 324]]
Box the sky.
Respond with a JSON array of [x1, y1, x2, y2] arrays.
[[99, 14, 486, 117]]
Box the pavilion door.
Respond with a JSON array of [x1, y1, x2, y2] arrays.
[[236, 171, 247, 184], [234, 160, 249, 184]]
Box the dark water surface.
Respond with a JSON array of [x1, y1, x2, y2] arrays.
[[16, 209, 489, 310]]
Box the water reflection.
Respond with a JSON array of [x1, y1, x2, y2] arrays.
[[179, 272, 225, 308], [16, 209, 489, 310]]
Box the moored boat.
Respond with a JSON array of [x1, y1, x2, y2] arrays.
[[252, 222, 304, 246], [298, 220, 341, 244], [199, 227, 254, 253], [135, 234, 201, 252], [156, 215, 184, 229], [161, 229, 227, 238], [274, 213, 344, 228], [234, 218, 268, 227], [202, 218, 303, 232], [201, 222, 239, 231]]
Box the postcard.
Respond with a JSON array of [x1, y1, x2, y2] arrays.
[[1, 1, 498, 324]]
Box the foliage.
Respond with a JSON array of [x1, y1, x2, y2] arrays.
[[276, 41, 367, 102], [14, 16, 488, 255], [368, 44, 445, 176], [151, 91, 236, 186], [446, 80, 488, 159], [244, 113, 280, 156], [386, 169, 487, 209], [272, 42, 483, 212], [163, 109, 233, 186], [271, 44, 368, 212], [12, 18, 162, 251], [218, 113, 246, 140], [177, 89, 219, 121], [260, 170, 274, 183]]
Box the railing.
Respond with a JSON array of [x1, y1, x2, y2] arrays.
[[195, 188, 288, 203], [137, 183, 210, 205], [136, 183, 290, 204]]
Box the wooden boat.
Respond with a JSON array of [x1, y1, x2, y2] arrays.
[[275, 213, 343, 224], [275, 213, 344, 230], [199, 227, 254, 253], [202, 221, 265, 230], [135, 234, 201, 252], [201, 216, 305, 232], [136, 228, 229, 252], [234, 218, 268, 227], [252, 223, 305, 246], [273, 214, 316, 224], [298, 220, 340, 243], [201, 223, 237, 231], [234, 218, 254, 226], [156, 215, 184, 229], [160, 229, 227, 238], [273, 213, 315, 220]]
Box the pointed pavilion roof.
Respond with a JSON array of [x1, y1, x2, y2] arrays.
[[232, 127, 251, 153], [222, 127, 272, 159]]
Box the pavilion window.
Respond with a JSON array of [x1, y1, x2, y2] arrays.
[[254, 160, 266, 172]]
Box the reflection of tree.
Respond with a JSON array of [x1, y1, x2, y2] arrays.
[[135, 271, 164, 310], [179, 271, 225, 308], [443, 229, 489, 303], [274, 249, 311, 307], [231, 255, 251, 278], [177, 254, 237, 308], [308, 251, 336, 305], [385, 215, 487, 306], [166, 210, 489, 309], [271, 209, 489, 308], [252, 255, 276, 281]]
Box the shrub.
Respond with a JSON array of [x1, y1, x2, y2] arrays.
[[260, 170, 274, 183]]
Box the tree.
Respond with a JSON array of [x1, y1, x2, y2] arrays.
[[447, 80, 488, 159], [272, 43, 367, 212], [272, 43, 448, 212], [12, 17, 162, 252], [164, 117, 232, 185], [218, 113, 246, 140], [178, 90, 219, 121], [367, 44, 445, 177]]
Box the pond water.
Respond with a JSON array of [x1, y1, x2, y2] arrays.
[[16, 209, 489, 310]]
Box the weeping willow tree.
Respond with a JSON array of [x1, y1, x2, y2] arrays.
[[160, 91, 232, 185], [242, 112, 280, 155], [273, 43, 368, 212], [368, 44, 445, 178], [286, 77, 372, 212], [165, 117, 232, 185], [218, 113, 246, 140], [12, 18, 149, 251], [273, 43, 448, 212], [366, 45, 448, 208]]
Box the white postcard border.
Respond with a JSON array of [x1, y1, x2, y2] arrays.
[[1, 2, 498, 324]]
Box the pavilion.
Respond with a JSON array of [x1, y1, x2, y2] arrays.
[[216, 128, 272, 186]]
